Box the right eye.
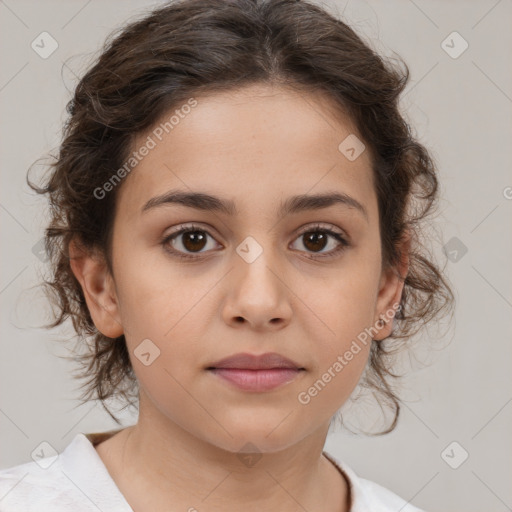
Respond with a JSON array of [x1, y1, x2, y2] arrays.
[[161, 224, 221, 260]]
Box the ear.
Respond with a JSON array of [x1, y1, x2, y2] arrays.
[[68, 238, 124, 338], [372, 232, 411, 341]]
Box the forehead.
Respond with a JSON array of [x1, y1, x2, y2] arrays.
[[117, 84, 376, 222]]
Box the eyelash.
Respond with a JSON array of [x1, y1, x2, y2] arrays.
[[161, 223, 349, 261]]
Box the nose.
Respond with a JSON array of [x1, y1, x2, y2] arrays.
[[221, 251, 293, 332]]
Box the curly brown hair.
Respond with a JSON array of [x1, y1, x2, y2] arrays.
[[28, 0, 454, 433]]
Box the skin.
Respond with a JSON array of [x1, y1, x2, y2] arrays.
[[70, 83, 409, 512]]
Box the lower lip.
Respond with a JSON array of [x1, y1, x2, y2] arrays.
[[208, 368, 303, 392]]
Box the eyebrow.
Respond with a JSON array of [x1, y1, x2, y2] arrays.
[[141, 189, 368, 221]]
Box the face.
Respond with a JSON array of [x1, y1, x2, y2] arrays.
[[72, 83, 406, 454]]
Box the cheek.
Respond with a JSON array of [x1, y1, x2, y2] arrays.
[[301, 262, 381, 345], [296, 304, 373, 416], [295, 269, 379, 406], [109, 269, 205, 409], [112, 243, 212, 337], [117, 276, 210, 372]]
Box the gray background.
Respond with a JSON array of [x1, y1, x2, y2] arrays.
[[1, 1, 511, 511]]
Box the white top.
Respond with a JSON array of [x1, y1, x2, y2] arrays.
[[0, 430, 425, 512]]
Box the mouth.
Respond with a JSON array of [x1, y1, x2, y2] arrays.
[[206, 352, 306, 392]]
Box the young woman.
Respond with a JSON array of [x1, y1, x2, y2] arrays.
[[0, 0, 453, 510]]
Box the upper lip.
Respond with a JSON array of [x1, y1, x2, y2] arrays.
[[207, 352, 304, 370]]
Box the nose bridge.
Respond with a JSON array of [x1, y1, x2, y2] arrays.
[[223, 233, 293, 329], [233, 233, 281, 293]]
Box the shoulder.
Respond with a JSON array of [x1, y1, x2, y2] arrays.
[[0, 455, 78, 511], [0, 432, 131, 512], [322, 450, 426, 512]]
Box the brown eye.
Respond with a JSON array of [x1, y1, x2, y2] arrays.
[[302, 231, 329, 252], [180, 230, 208, 252], [290, 224, 349, 260], [162, 224, 220, 260]]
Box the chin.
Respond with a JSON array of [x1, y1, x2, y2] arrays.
[[202, 418, 309, 455]]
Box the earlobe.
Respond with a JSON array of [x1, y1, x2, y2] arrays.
[[68, 238, 124, 339], [373, 234, 411, 341]]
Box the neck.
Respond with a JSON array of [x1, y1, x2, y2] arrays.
[[96, 393, 349, 512]]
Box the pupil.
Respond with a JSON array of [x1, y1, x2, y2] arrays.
[[304, 232, 326, 252], [183, 231, 206, 252]]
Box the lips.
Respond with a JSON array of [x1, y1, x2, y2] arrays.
[[206, 352, 305, 371], [207, 352, 305, 392]]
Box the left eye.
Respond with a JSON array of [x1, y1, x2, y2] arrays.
[[290, 226, 348, 258]]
